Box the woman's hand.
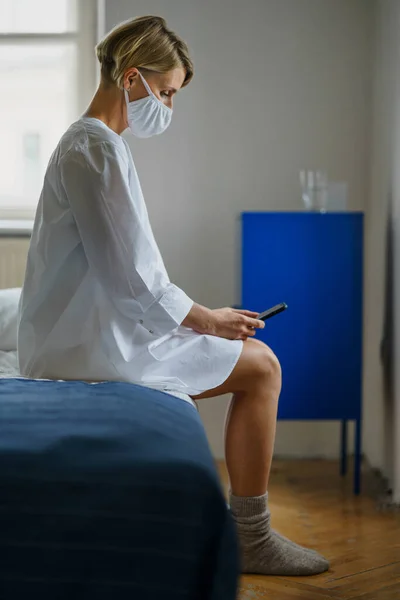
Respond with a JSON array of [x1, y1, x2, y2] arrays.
[[207, 308, 265, 340], [182, 304, 265, 340]]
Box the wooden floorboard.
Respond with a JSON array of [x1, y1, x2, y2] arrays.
[[217, 460, 400, 599]]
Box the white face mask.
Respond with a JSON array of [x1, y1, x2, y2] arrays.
[[124, 72, 172, 138]]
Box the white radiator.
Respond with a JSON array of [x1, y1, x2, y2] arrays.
[[0, 238, 29, 289]]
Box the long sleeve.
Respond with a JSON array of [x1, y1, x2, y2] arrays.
[[59, 140, 193, 337]]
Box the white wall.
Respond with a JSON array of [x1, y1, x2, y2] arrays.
[[367, 0, 400, 500], [104, 0, 374, 459]]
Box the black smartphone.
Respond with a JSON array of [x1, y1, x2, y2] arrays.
[[258, 303, 288, 321]]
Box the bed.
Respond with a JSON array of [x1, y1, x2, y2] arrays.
[[0, 378, 239, 599]]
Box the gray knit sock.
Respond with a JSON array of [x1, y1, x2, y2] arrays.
[[228, 505, 318, 555], [230, 493, 329, 576], [228, 502, 318, 555], [273, 530, 320, 556]]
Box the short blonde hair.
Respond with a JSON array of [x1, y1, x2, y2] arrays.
[[96, 15, 193, 89]]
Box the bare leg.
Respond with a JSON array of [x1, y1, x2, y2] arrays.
[[192, 339, 329, 576], [193, 338, 281, 496]]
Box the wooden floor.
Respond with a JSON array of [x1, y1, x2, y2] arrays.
[[218, 460, 400, 600]]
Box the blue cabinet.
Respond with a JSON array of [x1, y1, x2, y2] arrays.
[[241, 212, 363, 493]]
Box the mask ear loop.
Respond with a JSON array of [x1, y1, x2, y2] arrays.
[[137, 72, 154, 97], [123, 74, 151, 104], [137, 71, 173, 112]]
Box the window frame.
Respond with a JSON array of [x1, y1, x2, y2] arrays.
[[0, 0, 99, 222]]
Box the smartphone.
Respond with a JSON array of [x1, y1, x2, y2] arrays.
[[258, 303, 288, 321]]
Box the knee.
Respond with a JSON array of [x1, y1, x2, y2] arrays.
[[251, 342, 282, 384]]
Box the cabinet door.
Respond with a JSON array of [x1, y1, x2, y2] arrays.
[[242, 213, 363, 420]]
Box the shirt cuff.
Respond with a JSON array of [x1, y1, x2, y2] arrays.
[[139, 284, 193, 337]]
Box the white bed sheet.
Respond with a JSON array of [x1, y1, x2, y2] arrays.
[[0, 350, 19, 378], [0, 351, 195, 406]]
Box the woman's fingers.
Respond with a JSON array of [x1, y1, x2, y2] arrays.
[[245, 316, 265, 330], [233, 308, 259, 318]]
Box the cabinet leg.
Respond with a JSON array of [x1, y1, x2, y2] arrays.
[[354, 418, 362, 495], [340, 420, 348, 476]]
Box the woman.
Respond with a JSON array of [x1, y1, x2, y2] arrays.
[[18, 16, 328, 576]]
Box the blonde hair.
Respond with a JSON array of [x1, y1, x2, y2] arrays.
[[96, 15, 193, 89]]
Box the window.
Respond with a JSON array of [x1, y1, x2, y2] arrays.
[[0, 0, 98, 219]]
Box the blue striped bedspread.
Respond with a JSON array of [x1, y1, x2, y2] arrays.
[[0, 379, 239, 599]]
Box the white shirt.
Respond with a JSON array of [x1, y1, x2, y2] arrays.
[[18, 118, 242, 397]]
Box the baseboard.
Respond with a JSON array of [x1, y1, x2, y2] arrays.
[[365, 459, 400, 511]]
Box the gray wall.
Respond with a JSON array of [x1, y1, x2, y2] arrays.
[[103, 0, 374, 459], [365, 0, 400, 498]]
